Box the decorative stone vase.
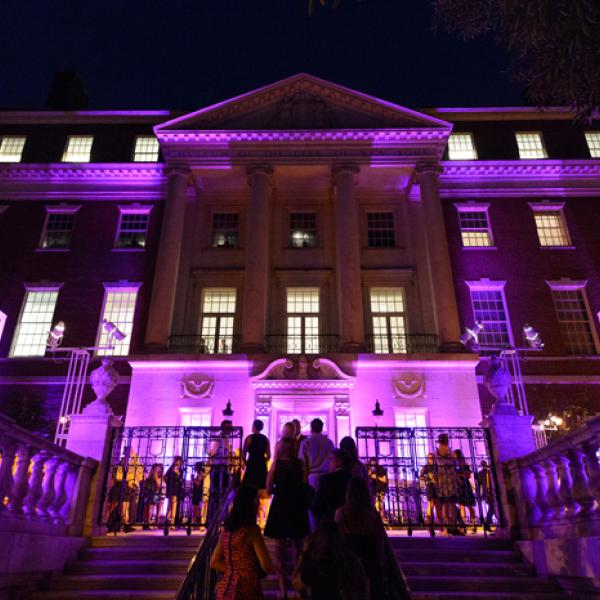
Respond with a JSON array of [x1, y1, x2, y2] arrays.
[[85, 358, 118, 415]]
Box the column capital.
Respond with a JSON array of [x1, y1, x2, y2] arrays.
[[332, 163, 360, 177], [165, 164, 191, 179], [416, 161, 443, 179], [246, 164, 273, 184]]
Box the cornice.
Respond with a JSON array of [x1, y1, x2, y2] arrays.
[[251, 380, 354, 391]]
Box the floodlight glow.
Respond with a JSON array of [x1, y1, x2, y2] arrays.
[[460, 321, 484, 349], [523, 324, 544, 349], [103, 320, 126, 342], [47, 321, 65, 349]]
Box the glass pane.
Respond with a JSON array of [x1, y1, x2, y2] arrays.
[[11, 290, 59, 356], [97, 290, 138, 356]]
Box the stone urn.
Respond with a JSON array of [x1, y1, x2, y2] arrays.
[[483, 355, 513, 413], [85, 358, 118, 415]]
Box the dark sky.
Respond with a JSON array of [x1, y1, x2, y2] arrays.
[[0, 0, 523, 111]]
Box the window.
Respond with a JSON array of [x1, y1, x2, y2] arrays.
[[200, 288, 236, 354], [367, 212, 395, 248], [467, 283, 512, 348], [62, 136, 93, 162], [40, 207, 78, 249], [97, 286, 139, 356], [395, 409, 429, 467], [585, 132, 600, 158], [515, 132, 547, 159], [548, 283, 597, 355], [115, 207, 151, 249], [456, 204, 493, 247], [10, 287, 60, 357], [0, 310, 6, 344], [448, 133, 477, 160], [286, 288, 320, 354], [289, 212, 317, 248], [211, 213, 239, 248], [133, 136, 160, 162], [370, 288, 407, 353], [530, 204, 571, 247], [0, 136, 26, 162]]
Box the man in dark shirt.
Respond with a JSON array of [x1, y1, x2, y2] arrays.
[[311, 449, 352, 525]]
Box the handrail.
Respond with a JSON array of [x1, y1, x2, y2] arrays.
[[175, 471, 241, 600]]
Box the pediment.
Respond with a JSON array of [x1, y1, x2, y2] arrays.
[[157, 73, 450, 132]]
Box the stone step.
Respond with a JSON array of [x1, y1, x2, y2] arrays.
[[400, 561, 535, 577], [408, 575, 562, 593], [392, 549, 523, 563], [91, 535, 201, 548], [47, 574, 182, 591], [31, 591, 175, 600], [66, 559, 190, 575], [388, 536, 510, 550], [411, 593, 568, 600], [80, 547, 197, 561]]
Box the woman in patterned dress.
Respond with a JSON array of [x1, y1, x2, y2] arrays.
[[211, 485, 273, 600]]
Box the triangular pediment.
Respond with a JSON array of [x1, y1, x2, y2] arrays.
[[157, 73, 450, 132]]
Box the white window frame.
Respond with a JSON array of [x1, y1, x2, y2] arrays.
[[515, 131, 548, 159], [96, 283, 141, 356], [0, 136, 26, 162], [369, 287, 407, 353], [455, 202, 494, 248], [38, 204, 80, 251], [286, 287, 320, 354], [114, 205, 152, 251], [466, 279, 514, 348], [447, 133, 478, 160], [62, 136, 94, 162], [584, 132, 600, 158], [199, 288, 237, 354], [529, 202, 572, 248], [546, 279, 599, 355], [132, 136, 160, 162], [10, 283, 62, 357], [0, 310, 7, 344]]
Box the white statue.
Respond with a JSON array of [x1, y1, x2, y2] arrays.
[[85, 358, 118, 415], [484, 355, 512, 410]]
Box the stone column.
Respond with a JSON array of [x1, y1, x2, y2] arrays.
[[145, 166, 190, 351], [416, 163, 461, 349], [332, 164, 364, 351], [241, 165, 273, 352]]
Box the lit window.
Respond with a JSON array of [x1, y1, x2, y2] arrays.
[[40, 207, 78, 249], [62, 136, 93, 162], [548, 283, 596, 355], [0, 136, 26, 162], [585, 132, 600, 158], [367, 212, 395, 248], [287, 288, 320, 354], [456, 204, 493, 247], [467, 283, 512, 348], [115, 208, 150, 249], [448, 133, 477, 160], [290, 212, 317, 248], [395, 409, 429, 466], [200, 289, 236, 354], [97, 287, 139, 356], [10, 287, 60, 357], [531, 205, 570, 247], [211, 213, 239, 248], [515, 132, 547, 159], [370, 288, 406, 353], [133, 136, 160, 162]]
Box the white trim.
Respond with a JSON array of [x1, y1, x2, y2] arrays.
[[454, 201, 491, 211], [545, 279, 587, 291], [465, 278, 507, 291], [114, 206, 151, 250], [38, 205, 80, 250], [454, 203, 494, 247], [117, 204, 153, 214], [23, 281, 64, 291], [528, 201, 565, 211], [529, 203, 572, 247]]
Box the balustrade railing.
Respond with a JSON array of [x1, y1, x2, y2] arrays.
[[366, 333, 439, 354], [0, 413, 97, 535], [168, 335, 241, 354], [265, 334, 341, 354], [505, 415, 600, 539]]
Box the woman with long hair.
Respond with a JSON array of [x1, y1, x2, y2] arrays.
[[264, 436, 310, 599], [339, 436, 370, 488], [210, 485, 273, 600]]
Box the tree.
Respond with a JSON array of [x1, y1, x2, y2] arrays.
[[434, 0, 600, 121]]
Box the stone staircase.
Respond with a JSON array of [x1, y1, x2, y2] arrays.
[[390, 536, 569, 600], [30, 533, 570, 599]]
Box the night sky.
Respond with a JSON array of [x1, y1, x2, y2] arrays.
[[0, 0, 523, 111]]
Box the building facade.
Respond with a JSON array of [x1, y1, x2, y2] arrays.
[[1, 74, 599, 443]]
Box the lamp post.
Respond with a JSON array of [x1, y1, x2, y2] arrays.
[[47, 320, 126, 446]]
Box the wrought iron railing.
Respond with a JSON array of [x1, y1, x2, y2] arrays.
[[101, 426, 242, 533], [265, 334, 341, 354], [355, 426, 501, 536], [168, 335, 241, 354], [366, 333, 439, 354]]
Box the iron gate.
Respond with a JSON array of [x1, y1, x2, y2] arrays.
[[356, 427, 501, 534], [101, 425, 243, 533]]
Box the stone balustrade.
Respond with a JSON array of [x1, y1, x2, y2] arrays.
[[505, 414, 600, 540], [0, 413, 97, 536]]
